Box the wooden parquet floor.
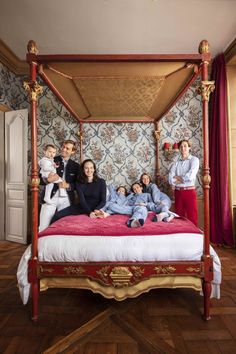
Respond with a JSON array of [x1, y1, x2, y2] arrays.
[[0, 241, 236, 354]]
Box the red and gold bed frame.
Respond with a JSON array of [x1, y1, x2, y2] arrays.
[[24, 40, 215, 321]]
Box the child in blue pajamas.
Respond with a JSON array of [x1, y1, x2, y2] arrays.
[[136, 177, 175, 222], [97, 185, 147, 228]]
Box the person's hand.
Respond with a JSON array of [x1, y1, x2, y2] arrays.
[[174, 175, 183, 184], [89, 211, 97, 218], [47, 172, 60, 183], [59, 181, 69, 189]]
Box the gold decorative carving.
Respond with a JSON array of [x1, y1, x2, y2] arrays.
[[154, 265, 176, 274], [77, 130, 83, 141], [130, 266, 145, 279], [186, 266, 201, 273], [96, 266, 110, 284], [198, 40, 210, 54], [110, 266, 133, 287], [202, 174, 211, 185], [31, 177, 40, 187], [196, 81, 215, 102], [23, 80, 43, 101], [153, 129, 161, 141], [63, 266, 85, 276], [27, 40, 38, 55], [40, 266, 54, 273]]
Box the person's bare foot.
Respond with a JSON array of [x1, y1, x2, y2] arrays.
[[95, 210, 110, 218]]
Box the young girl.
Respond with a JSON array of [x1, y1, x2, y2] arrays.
[[39, 144, 67, 203], [137, 177, 174, 222]]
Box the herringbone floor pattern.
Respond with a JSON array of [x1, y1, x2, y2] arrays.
[[0, 241, 236, 353]]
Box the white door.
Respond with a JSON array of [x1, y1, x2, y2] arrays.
[[5, 109, 28, 244], [0, 111, 4, 240]]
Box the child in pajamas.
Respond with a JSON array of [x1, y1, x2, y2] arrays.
[[130, 181, 174, 222]]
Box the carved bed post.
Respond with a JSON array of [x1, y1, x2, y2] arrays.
[[197, 40, 215, 320], [154, 121, 161, 185], [78, 121, 84, 162], [24, 40, 43, 321]]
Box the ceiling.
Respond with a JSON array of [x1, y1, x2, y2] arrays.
[[0, 0, 235, 121], [0, 0, 235, 61]]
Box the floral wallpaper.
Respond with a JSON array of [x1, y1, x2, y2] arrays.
[[0, 62, 203, 197], [0, 63, 28, 110], [82, 122, 156, 188]]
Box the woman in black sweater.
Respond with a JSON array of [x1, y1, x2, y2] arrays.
[[51, 159, 106, 223]]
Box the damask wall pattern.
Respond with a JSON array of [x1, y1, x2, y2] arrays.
[[82, 122, 156, 188], [0, 62, 203, 196], [0, 63, 28, 110]]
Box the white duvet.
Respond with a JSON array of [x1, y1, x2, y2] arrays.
[[17, 233, 221, 304]]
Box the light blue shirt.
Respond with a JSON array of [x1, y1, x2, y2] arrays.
[[169, 154, 199, 188]]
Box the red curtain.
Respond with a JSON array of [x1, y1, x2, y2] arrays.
[[209, 53, 234, 246]]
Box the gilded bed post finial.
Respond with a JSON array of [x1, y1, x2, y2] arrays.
[[27, 40, 38, 55], [198, 40, 210, 54], [196, 81, 215, 101], [23, 80, 43, 101]]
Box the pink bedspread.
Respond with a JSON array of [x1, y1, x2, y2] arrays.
[[39, 213, 202, 237]]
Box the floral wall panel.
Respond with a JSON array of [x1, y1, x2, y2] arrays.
[[36, 83, 80, 160], [0, 63, 28, 110], [82, 122, 156, 188]]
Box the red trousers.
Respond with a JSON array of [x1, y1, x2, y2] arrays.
[[174, 189, 198, 226]]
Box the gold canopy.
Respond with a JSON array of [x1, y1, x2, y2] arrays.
[[41, 61, 197, 121]]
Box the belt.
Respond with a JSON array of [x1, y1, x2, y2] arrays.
[[175, 186, 195, 191]]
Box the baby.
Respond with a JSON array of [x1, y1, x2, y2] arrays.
[[39, 144, 67, 203]]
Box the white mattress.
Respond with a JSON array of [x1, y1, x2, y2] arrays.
[[17, 233, 221, 304]]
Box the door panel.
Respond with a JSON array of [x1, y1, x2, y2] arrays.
[[5, 109, 28, 244], [0, 111, 4, 240]]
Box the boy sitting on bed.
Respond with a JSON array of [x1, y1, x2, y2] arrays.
[[127, 182, 175, 223], [97, 185, 148, 228]]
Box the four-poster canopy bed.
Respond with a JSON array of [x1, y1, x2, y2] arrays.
[[18, 39, 220, 321]]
